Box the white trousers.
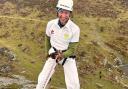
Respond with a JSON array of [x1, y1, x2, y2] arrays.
[[36, 57, 80, 89]]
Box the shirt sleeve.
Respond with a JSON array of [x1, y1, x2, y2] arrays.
[[46, 21, 53, 37], [70, 26, 80, 42]]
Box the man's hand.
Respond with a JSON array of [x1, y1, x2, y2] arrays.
[[56, 50, 63, 62], [49, 50, 63, 62], [49, 52, 58, 59]]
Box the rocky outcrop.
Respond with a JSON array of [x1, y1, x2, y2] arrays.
[[0, 47, 16, 61], [0, 75, 36, 89], [119, 64, 128, 76], [0, 47, 16, 73], [0, 64, 12, 73]]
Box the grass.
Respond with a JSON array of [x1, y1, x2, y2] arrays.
[[1, 83, 22, 89], [0, 39, 43, 80], [0, 0, 128, 88]]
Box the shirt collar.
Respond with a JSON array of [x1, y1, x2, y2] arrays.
[[55, 18, 71, 29]]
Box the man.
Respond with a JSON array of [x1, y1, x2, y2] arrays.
[[36, 0, 80, 89]]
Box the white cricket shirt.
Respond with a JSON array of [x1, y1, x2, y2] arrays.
[[46, 18, 80, 50]]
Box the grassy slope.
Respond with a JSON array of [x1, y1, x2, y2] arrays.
[[0, 0, 128, 88]]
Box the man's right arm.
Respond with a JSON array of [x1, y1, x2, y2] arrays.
[[45, 20, 53, 58], [45, 35, 51, 58]]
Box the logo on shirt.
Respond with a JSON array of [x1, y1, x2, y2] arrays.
[[51, 30, 54, 34], [64, 33, 70, 40]]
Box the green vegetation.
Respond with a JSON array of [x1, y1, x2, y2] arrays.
[[1, 83, 22, 89], [0, 0, 128, 89]]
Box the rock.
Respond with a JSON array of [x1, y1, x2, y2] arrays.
[[114, 57, 123, 66], [21, 71, 26, 74], [119, 64, 128, 76], [0, 47, 16, 61], [105, 61, 113, 69], [96, 83, 104, 88], [7, 51, 16, 61], [0, 47, 9, 55], [0, 65, 12, 73], [0, 75, 36, 89], [103, 58, 108, 66]]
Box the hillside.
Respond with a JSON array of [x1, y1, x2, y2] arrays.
[[0, 0, 128, 89]]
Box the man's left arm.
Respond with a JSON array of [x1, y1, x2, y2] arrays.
[[63, 42, 79, 58]]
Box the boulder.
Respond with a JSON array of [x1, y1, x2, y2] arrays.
[[119, 64, 128, 76], [0, 64, 12, 73]]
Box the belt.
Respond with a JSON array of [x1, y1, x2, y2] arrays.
[[52, 47, 67, 52]]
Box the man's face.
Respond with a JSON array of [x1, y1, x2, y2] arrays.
[[58, 9, 70, 25]]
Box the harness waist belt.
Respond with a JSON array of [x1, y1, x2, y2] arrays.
[[52, 47, 67, 52]]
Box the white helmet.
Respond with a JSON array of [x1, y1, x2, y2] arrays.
[[56, 0, 73, 11]]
